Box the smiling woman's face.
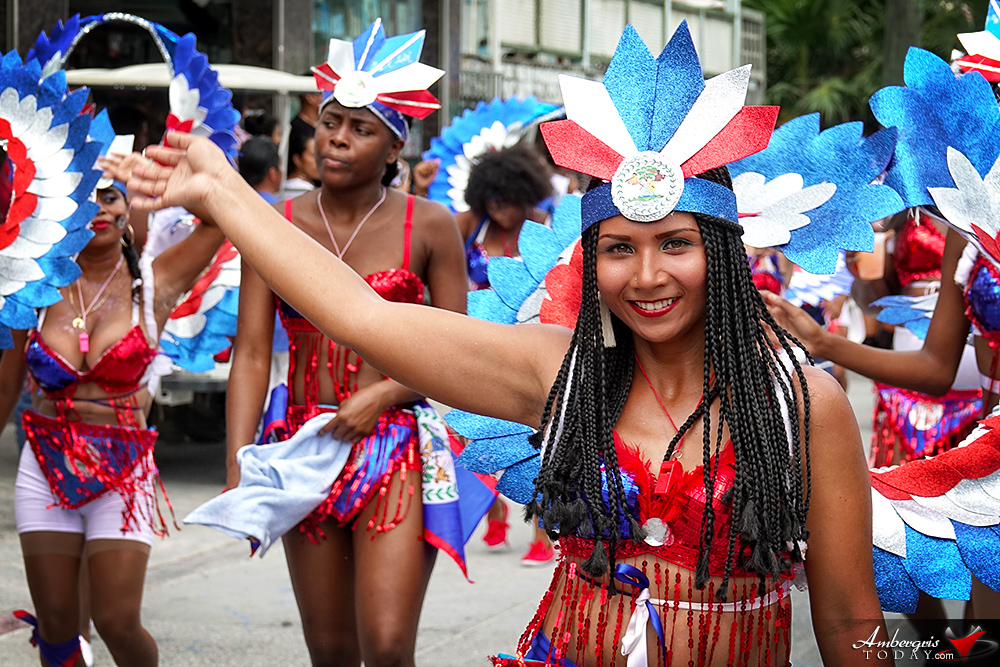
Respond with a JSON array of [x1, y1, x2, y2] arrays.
[[595, 211, 707, 345]]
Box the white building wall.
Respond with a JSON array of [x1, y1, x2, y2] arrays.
[[458, 1, 765, 110]]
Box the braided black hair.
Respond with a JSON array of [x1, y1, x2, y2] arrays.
[[527, 166, 812, 599], [121, 226, 142, 304]]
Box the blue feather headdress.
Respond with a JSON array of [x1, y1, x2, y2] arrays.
[[422, 97, 562, 214], [728, 113, 903, 274], [540, 22, 778, 229], [312, 19, 444, 141], [871, 47, 1000, 267], [30, 13, 241, 160]]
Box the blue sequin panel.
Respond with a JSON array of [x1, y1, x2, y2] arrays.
[[968, 260, 1000, 333]]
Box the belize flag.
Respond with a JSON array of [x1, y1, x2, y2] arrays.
[[414, 402, 497, 580]]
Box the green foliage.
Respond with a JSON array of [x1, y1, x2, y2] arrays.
[[745, 0, 990, 126]]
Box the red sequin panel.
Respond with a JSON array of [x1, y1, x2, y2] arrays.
[[893, 212, 946, 289]]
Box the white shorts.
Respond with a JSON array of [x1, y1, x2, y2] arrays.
[[15, 444, 154, 545]]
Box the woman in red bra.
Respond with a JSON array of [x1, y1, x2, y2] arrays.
[[0, 157, 225, 666], [131, 23, 889, 666], [225, 44, 467, 667], [861, 208, 982, 467]]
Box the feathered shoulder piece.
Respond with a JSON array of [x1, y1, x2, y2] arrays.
[[871, 407, 1000, 612], [422, 97, 562, 213], [729, 114, 903, 274], [871, 46, 1000, 267], [0, 51, 106, 348], [30, 13, 240, 160], [445, 195, 584, 502]]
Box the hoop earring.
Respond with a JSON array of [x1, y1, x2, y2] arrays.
[[121, 222, 135, 248]]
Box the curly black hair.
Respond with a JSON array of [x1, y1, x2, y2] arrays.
[[526, 166, 812, 600], [464, 144, 552, 219]]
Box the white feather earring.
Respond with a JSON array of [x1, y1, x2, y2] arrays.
[[599, 296, 617, 347]]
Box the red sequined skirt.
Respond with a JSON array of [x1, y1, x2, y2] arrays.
[[870, 384, 982, 467], [285, 403, 421, 539], [21, 409, 167, 536]]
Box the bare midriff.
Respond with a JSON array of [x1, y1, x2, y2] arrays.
[[285, 329, 386, 407]]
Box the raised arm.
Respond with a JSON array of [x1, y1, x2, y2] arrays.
[[148, 221, 227, 332], [801, 368, 892, 666], [130, 133, 569, 427], [764, 230, 970, 396]]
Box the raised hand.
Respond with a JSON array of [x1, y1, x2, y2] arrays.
[[411, 158, 440, 197], [760, 290, 828, 356], [98, 151, 147, 190], [128, 132, 238, 218]]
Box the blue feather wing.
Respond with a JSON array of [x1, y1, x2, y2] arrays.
[[870, 414, 1000, 611], [0, 51, 104, 346], [443, 196, 582, 501]]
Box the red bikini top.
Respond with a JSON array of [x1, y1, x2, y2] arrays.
[[893, 211, 945, 289], [25, 323, 157, 400], [561, 432, 751, 577], [276, 195, 425, 407], [276, 195, 425, 331]]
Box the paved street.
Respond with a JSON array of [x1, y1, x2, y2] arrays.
[[0, 373, 947, 665]]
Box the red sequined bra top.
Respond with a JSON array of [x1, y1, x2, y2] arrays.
[[276, 195, 425, 405], [561, 431, 751, 578], [25, 302, 158, 400], [893, 210, 946, 289]]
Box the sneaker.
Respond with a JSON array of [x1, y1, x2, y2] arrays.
[[482, 502, 509, 550], [521, 540, 555, 566]]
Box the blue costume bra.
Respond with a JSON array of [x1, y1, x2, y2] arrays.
[[465, 217, 490, 290], [965, 253, 1000, 348]]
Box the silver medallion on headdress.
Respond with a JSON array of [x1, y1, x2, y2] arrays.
[[333, 71, 379, 108], [611, 152, 683, 222]]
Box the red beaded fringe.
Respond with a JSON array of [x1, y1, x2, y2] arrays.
[[291, 406, 421, 541], [492, 550, 793, 666], [23, 405, 175, 537], [869, 384, 981, 468]]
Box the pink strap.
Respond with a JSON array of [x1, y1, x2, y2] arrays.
[[402, 194, 414, 271], [284, 198, 293, 222]]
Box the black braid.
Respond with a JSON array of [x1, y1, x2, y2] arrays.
[[122, 232, 142, 304], [528, 166, 813, 594]]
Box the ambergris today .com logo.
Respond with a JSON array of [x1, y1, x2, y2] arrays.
[[852, 625, 999, 662]]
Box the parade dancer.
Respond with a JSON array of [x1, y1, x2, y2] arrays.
[[0, 14, 239, 666], [221, 19, 488, 667], [765, 30, 1000, 620], [865, 206, 981, 467], [129, 21, 895, 666]]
